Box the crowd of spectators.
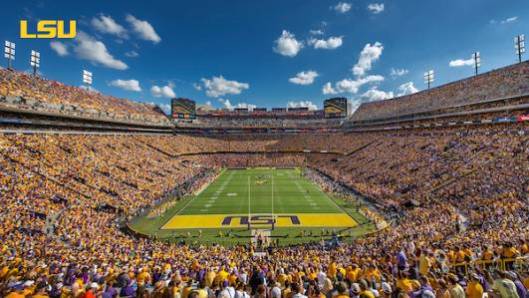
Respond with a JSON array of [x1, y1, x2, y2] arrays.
[[0, 122, 528, 297], [0, 69, 170, 126], [176, 116, 343, 129], [351, 61, 529, 123]]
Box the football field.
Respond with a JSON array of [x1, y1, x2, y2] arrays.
[[162, 168, 357, 229]]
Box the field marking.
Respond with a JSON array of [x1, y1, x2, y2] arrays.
[[161, 213, 357, 229]]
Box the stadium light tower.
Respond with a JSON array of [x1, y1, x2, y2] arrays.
[[4, 41, 15, 69], [424, 70, 434, 89], [30, 50, 40, 76], [82, 70, 93, 91], [473, 52, 480, 76], [515, 34, 525, 63]]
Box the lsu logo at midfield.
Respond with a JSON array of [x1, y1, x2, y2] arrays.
[[20, 20, 76, 39], [161, 213, 357, 230], [222, 215, 301, 226]]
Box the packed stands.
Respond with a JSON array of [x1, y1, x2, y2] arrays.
[[0, 69, 171, 127], [349, 61, 529, 128], [1, 61, 529, 298], [1, 124, 529, 297]]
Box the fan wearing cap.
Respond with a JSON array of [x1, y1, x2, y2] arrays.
[[332, 282, 349, 298], [380, 282, 392, 298], [359, 279, 376, 298], [447, 274, 465, 298]]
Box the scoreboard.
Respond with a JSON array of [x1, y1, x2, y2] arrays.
[[324, 97, 348, 118], [171, 98, 196, 119]]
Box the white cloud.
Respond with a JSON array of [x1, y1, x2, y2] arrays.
[[287, 100, 318, 110], [449, 57, 474, 67], [109, 79, 141, 92], [490, 16, 518, 25], [323, 75, 385, 96], [218, 98, 256, 111], [158, 103, 171, 115], [193, 83, 202, 91], [333, 2, 352, 13], [491, 16, 518, 25], [91, 14, 127, 38], [396, 82, 419, 96], [308, 36, 343, 50], [218, 98, 233, 109], [124, 51, 139, 57], [50, 41, 69, 56], [352, 42, 383, 76], [502, 16, 518, 24], [322, 82, 338, 95], [367, 3, 385, 14], [360, 88, 393, 101], [73, 32, 128, 70], [126, 14, 161, 43], [151, 85, 176, 98], [390, 68, 408, 77], [310, 29, 324, 35], [201, 76, 249, 98], [273, 30, 303, 57], [335, 75, 384, 94], [289, 70, 319, 85]]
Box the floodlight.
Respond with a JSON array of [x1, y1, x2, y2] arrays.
[[515, 34, 525, 63], [4, 41, 15, 68], [30, 50, 40, 75]]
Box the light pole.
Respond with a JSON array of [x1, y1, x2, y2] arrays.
[[424, 70, 434, 89], [30, 50, 40, 76], [4, 41, 15, 69], [515, 34, 525, 63], [473, 52, 480, 76], [82, 70, 93, 91]]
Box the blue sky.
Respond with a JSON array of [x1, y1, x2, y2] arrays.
[[1, 0, 528, 113]]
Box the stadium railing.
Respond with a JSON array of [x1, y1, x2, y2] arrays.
[[449, 256, 529, 275]]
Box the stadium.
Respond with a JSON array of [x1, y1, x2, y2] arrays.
[[1, 1, 529, 297]]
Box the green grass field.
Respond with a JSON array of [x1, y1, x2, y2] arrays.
[[182, 168, 341, 215], [129, 168, 376, 246]]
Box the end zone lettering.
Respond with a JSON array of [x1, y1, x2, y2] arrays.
[[221, 215, 301, 226], [20, 20, 76, 39]]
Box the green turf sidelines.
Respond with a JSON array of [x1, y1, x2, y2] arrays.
[[128, 168, 377, 246]]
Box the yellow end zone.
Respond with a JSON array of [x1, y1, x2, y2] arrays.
[[161, 213, 357, 229]]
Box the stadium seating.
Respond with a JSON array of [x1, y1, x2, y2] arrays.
[[1, 63, 529, 298], [1, 124, 529, 297], [0, 69, 170, 126], [351, 61, 529, 124]]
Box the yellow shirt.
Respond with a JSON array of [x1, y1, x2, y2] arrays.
[[217, 270, 229, 283], [328, 262, 337, 279], [360, 290, 375, 298], [482, 250, 494, 260], [419, 255, 430, 275], [346, 268, 360, 282], [206, 271, 216, 287], [466, 281, 484, 298], [396, 278, 414, 292], [503, 247, 519, 258]]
